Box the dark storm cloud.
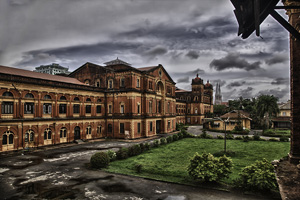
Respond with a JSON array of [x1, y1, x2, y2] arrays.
[[177, 76, 189, 83], [209, 53, 261, 71], [173, 68, 205, 78], [227, 81, 246, 89], [271, 78, 289, 85], [238, 87, 254, 99], [144, 46, 168, 57], [186, 50, 200, 60], [210, 79, 226, 87], [257, 88, 289, 100], [265, 55, 288, 65]]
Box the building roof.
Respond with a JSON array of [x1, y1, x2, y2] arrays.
[[104, 58, 131, 66], [220, 110, 251, 120], [271, 116, 291, 122], [279, 100, 291, 110], [0, 65, 85, 85], [175, 88, 189, 93], [137, 66, 158, 71]]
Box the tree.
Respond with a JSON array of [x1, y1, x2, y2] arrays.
[[213, 105, 227, 117], [256, 95, 279, 129]]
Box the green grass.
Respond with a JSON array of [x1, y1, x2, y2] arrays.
[[263, 129, 291, 137], [105, 138, 289, 185]]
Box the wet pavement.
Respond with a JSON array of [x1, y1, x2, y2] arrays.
[[0, 135, 278, 200]]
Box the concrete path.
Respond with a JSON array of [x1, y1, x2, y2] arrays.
[[0, 137, 278, 199]]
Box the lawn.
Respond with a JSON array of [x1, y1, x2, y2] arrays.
[[106, 138, 290, 185]]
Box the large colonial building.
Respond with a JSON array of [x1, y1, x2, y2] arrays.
[[0, 58, 213, 152]]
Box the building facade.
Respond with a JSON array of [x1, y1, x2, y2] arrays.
[[272, 100, 291, 129], [0, 59, 213, 152], [34, 63, 70, 75]]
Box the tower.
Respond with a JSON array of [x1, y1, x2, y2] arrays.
[[215, 82, 222, 105]]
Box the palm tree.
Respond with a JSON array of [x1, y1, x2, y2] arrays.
[[256, 95, 280, 129]]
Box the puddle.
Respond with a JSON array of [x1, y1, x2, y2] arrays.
[[101, 183, 133, 193], [43, 150, 97, 162], [164, 195, 186, 200], [0, 168, 9, 173]]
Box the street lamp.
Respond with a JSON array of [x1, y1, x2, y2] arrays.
[[219, 117, 230, 153]]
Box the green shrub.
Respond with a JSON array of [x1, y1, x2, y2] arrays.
[[139, 143, 145, 152], [200, 131, 208, 138], [173, 134, 179, 141], [187, 152, 233, 182], [134, 163, 143, 173], [116, 147, 129, 160], [128, 144, 142, 157], [235, 136, 243, 140], [153, 139, 160, 147], [242, 136, 250, 142], [217, 135, 224, 139], [226, 134, 234, 140], [107, 150, 116, 161], [90, 152, 110, 169], [280, 136, 289, 142], [160, 138, 167, 145], [181, 130, 194, 138], [253, 134, 260, 141], [178, 132, 183, 139], [263, 129, 275, 135], [166, 136, 173, 143], [235, 159, 277, 191], [144, 142, 150, 150], [206, 134, 213, 139], [269, 138, 279, 142], [234, 124, 243, 132]]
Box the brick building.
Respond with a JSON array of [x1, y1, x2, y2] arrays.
[[0, 58, 213, 152]]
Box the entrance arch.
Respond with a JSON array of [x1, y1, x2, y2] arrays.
[[74, 126, 81, 140]]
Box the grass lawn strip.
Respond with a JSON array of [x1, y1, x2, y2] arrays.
[[105, 138, 289, 185]]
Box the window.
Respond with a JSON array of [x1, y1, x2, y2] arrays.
[[86, 98, 91, 102], [27, 130, 34, 142], [86, 126, 91, 135], [149, 101, 152, 113], [74, 97, 80, 101], [137, 78, 140, 88], [96, 105, 101, 113], [59, 104, 67, 114], [108, 80, 113, 89], [149, 81, 153, 89], [60, 127, 67, 138], [158, 101, 161, 113], [167, 86, 171, 94], [25, 93, 34, 98], [84, 79, 90, 85], [86, 105, 91, 113], [96, 81, 100, 87], [137, 123, 141, 133], [2, 92, 13, 97], [195, 108, 198, 114], [137, 104, 140, 114], [283, 112, 286, 116], [2, 102, 13, 114], [97, 125, 102, 134], [24, 103, 34, 114], [44, 95, 51, 100], [108, 105, 112, 114], [73, 104, 80, 114], [44, 128, 52, 140], [168, 120, 170, 129], [120, 123, 124, 134], [120, 78, 125, 87], [60, 96, 67, 101], [167, 102, 170, 113], [120, 104, 125, 114], [97, 98, 102, 103], [150, 122, 153, 132], [2, 131, 14, 145], [43, 103, 52, 114], [108, 124, 112, 133]]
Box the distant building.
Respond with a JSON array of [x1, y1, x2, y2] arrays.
[[215, 82, 222, 105], [34, 63, 70, 75], [271, 100, 291, 129]]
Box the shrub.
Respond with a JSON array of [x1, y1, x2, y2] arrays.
[[200, 131, 208, 138], [134, 163, 143, 173], [178, 132, 183, 139], [153, 139, 160, 147], [90, 152, 110, 169], [205, 134, 213, 139], [107, 150, 116, 161], [128, 144, 142, 157], [217, 135, 224, 139], [234, 124, 243, 132], [235, 159, 277, 191], [253, 134, 260, 141], [181, 130, 194, 138], [173, 134, 179, 141], [144, 142, 150, 150], [187, 152, 233, 182], [116, 147, 128, 160], [269, 138, 279, 142], [280, 136, 289, 142], [160, 138, 167, 145], [235, 136, 243, 140], [139, 143, 145, 152], [226, 134, 234, 140], [166, 136, 173, 143]]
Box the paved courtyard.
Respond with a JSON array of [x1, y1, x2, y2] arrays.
[[0, 135, 278, 200]]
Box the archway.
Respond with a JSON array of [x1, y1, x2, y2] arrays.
[[74, 126, 81, 140]]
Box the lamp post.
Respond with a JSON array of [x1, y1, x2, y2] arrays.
[[219, 117, 230, 153]]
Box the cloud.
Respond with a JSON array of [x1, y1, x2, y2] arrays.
[[209, 53, 261, 71], [210, 79, 226, 87], [257, 87, 289, 100], [227, 81, 246, 89], [271, 78, 289, 85], [186, 50, 200, 60], [238, 87, 254, 99], [144, 45, 168, 57], [265, 55, 288, 65], [177, 76, 189, 83]]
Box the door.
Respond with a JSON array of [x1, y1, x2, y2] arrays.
[[156, 120, 161, 134], [74, 126, 81, 140]]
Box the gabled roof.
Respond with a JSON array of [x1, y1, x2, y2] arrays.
[[137, 66, 158, 71], [279, 100, 291, 110], [104, 58, 131, 66], [221, 110, 252, 120], [68, 62, 111, 77], [0, 65, 85, 85]]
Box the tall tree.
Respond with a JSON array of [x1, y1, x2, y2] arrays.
[[256, 95, 279, 129]]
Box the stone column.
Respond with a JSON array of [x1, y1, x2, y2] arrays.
[[283, 0, 300, 163]]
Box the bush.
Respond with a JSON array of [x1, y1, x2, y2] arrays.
[[90, 152, 110, 169], [235, 136, 243, 140], [178, 132, 183, 139], [181, 130, 194, 138], [234, 124, 243, 132], [226, 134, 234, 140], [217, 135, 224, 139], [107, 150, 116, 161], [173, 134, 179, 141], [235, 159, 277, 191], [242, 135, 251, 142], [269, 138, 279, 142], [253, 134, 260, 141], [187, 152, 233, 182], [200, 130, 208, 138], [144, 142, 150, 150], [153, 139, 160, 147], [280, 136, 289, 142], [166, 136, 173, 143], [134, 163, 143, 173], [139, 143, 145, 152], [160, 138, 167, 145], [128, 144, 142, 157], [116, 147, 128, 160]]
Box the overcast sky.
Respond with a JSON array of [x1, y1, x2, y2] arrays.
[[0, 0, 290, 102]]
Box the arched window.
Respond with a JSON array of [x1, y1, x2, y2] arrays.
[[97, 98, 102, 103], [25, 93, 34, 98], [25, 132, 29, 143], [60, 96, 67, 101], [97, 125, 102, 134], [9, 134, 14, 144], [74, 97, 80, 101], [86, 98, 91, 102], [2, 134, 7, 145], [44, 128, 52, 140], [195, 108, 198, 114], [2, 92, 13, 97], [2, 131, 14, 145], [120, 77, 125, 87], [60, 127, 67, 138], [86, 125, 91, 135], [108, 124, 112, 133], [44, 95, 51, 100]]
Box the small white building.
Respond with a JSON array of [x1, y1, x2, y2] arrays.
[[34, 63, 70, 75]]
